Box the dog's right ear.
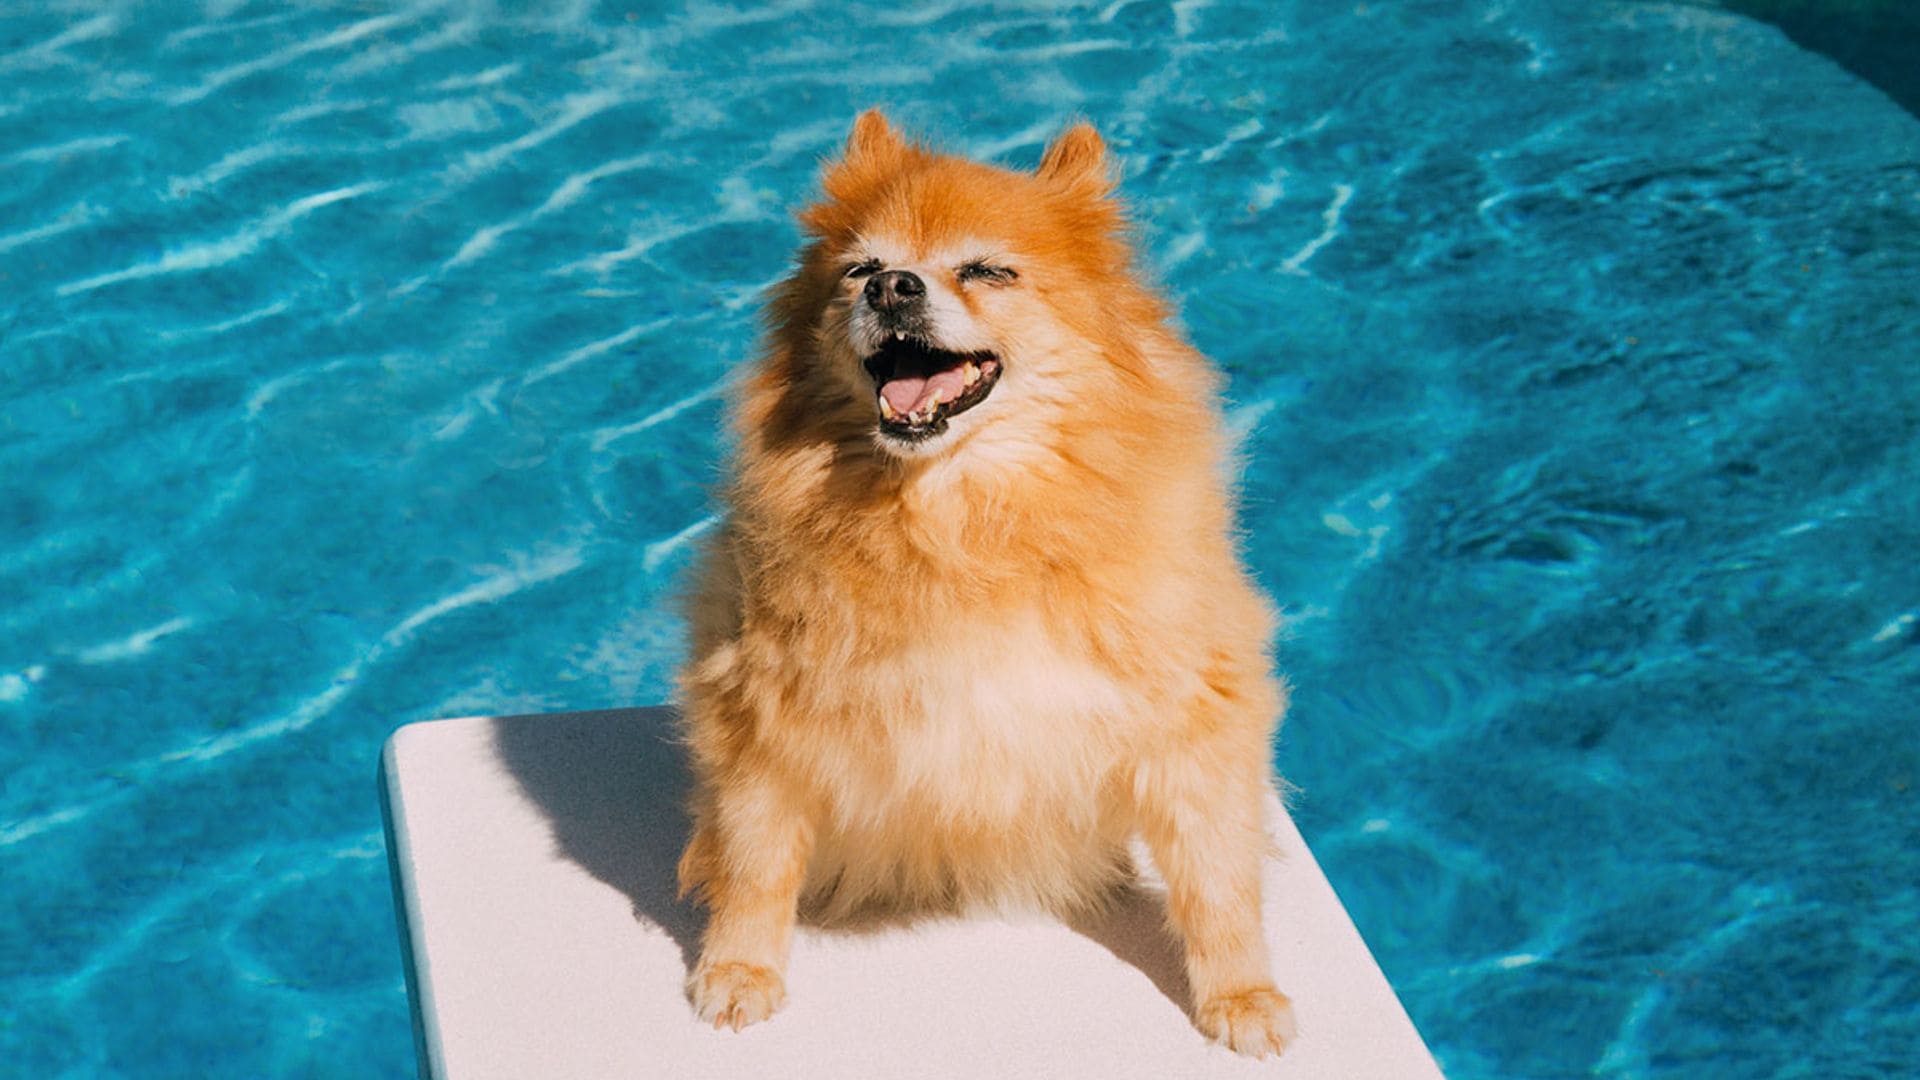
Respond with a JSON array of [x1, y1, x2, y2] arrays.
[[814, 109, 916, 223], [845, 109, 907, 165]]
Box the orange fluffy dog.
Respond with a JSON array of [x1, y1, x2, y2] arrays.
[[676, 110, 1295, 1058]]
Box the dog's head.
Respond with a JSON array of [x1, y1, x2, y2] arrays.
[[768, 111, 1161, 463]]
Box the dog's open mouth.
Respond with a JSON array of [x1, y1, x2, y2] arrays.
[[862, 337, 1002, 441]]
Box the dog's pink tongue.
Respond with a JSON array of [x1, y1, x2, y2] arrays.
[[881, 367, 965, 415]]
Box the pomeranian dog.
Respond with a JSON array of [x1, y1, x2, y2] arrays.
[[675, 110, 1295, 1058]]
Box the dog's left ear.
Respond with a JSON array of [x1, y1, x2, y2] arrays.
[[1036, 122, 1113, 197]]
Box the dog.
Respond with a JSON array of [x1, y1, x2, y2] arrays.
[[675, 110, 1296, 1058]]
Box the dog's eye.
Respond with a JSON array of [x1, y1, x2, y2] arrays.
[[843, 260, 881, 280], [958, 261, 1018, 286]]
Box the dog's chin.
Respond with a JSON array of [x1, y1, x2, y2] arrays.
[[860, 336, 1004, 456], [872, 426, 959, 459]]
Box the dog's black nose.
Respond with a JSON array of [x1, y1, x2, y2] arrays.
[[864, 270, 925, 313]]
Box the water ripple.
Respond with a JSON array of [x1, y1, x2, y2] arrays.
[[438, 88, 627, 188], [1279, 182, 1354, 275], [0, 201, 97, 255], [164, 12, 418, 106], [0, 12, 119, 68], [0, 544, 590, 849], [73, 617, 197, 666], [3, 134, 129, 166], [56, 182, 388, 295]]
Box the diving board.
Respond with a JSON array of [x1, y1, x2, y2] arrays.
[[379, 708, 1444, 1079]]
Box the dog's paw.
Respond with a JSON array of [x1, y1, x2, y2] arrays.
[[690, 961, 788, 1032], [1195, 985, 1297, 1059]]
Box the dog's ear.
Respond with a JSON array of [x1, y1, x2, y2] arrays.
[[1036, 122, 1113, 197], [813, 109, 916, 224], [844, 108, 908, 165]]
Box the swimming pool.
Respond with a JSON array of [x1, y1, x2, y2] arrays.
[[3, 1, 1915, 1076]]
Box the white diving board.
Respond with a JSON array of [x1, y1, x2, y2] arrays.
[[380, 708, 1445, 1079]]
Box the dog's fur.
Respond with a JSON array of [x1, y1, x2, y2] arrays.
[[675, 111, 1296, 1057]]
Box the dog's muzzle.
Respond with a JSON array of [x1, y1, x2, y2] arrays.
[[863, 335, 1003, 443]]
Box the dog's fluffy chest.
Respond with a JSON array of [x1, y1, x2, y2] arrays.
[[792, 611, 1140, 825], [783, 611, 1145, 915]]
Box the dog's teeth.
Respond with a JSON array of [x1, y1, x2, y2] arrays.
[[962, 363, 980, 387], [879, 396, 896, 420], [930, 388, 949, 406]]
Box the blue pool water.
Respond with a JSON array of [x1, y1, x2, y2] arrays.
[[3, 2, 1917, 1076]]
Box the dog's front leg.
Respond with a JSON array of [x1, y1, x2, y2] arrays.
[[1133, 729, 1297, 1058], [679, 766, 813, 1031]]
